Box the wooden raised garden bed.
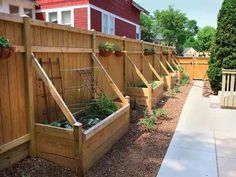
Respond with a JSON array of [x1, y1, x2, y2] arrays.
[[127, 81, 164, 108], [35, 103, 130, 173], [177, 70, 184, 80], [125, 54, 165, 110], [161, 75, 172, 91], [170, 72, 178, 88], [32, 53, 130, 176]]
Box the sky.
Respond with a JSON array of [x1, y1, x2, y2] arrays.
[[135, 0, 223, 28]]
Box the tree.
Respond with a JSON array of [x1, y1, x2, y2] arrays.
[[208, 0, 236, 92], [183, 26, 215, 52], [140, 13, 155, 42], [152, 6, 198, 53], [197, 26, 215, 52]]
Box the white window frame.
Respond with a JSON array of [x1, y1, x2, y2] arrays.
[[102, 12, 115, 35], [46, 9, 74, 27], [136, 26, 141, 40]]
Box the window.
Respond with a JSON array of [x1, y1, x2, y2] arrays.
[[9, 5, 19, 16], [24, 8, 32, 18], [102, 13, 108, 34], [61, 11, 71, 26], [47, 10, 73, 26], [48, 12, 58, 23], [136, 26, 141, 40], [102, 13, 115, 35]]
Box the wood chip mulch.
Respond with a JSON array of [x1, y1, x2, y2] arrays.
[[0, 83, 192, 177], [86, 83, 192, 177]]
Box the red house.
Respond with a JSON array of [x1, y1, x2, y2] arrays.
[[35, 0, 148, 39]]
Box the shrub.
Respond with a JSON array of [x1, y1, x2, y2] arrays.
[[0, 36, 11, 48], [208, 0, 236, 92]]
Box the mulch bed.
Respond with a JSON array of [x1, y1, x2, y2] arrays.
[[0, 83, 192, 177]]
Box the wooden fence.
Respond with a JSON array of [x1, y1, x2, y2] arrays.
[[221, 69, 236, 108], [177, 57, 209, 80], [0, 13, 176, 170]]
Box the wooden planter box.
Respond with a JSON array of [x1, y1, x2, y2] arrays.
[[35, 104, 130, 174], [177, 70, 184, 80], [127, 81, 164, 108], [170, 72, 178, 88], [162, 75, 172, 91]]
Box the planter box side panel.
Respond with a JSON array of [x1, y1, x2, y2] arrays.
[[152, 83, 164, 106], [35, 124, 75, 169], [0, 142, 29, 171], [171, 73, 178, 88], [127, 87, 149, 97], [127, 87, 150, 107], [163, 76, 171, 91], [82, 107, 130, 172]]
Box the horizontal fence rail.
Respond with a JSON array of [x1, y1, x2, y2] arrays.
[[221, 69, 236, 108]]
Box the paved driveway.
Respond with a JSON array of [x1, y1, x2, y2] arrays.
[[157, 81, 236, 177]]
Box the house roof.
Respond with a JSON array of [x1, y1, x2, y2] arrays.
[[132, 1, 149, 14], [182, 47, 197, 55]]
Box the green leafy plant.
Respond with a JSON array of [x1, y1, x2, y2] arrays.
[[138, 110, 157, 129], [48, 95, 118, 130], [177, 65, 184, 72], [167, 85, 180, 97], [129, 81, 161, 89], [162, 48, 169, 55], [0, 36, 11, 48], [179, 72, 190, 86], [99, 42, 115, 52], [171, 65, 178, 70], [153, 108, 171, 119], [144, 48, 156, 55]]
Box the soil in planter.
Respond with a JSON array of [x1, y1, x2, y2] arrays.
[[46, 96, 118, 130], [0, 84, 192, 177]]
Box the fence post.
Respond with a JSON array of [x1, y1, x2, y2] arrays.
[[123, 36, 127, 92], [91, 29, 97, 98], [73, 123, 84, 177], [141, 41, 144, 73], [23, 17, 36, 156]]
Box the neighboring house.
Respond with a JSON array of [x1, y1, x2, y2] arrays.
[[182, 48, 199, 57], [35, 0, 148, 39], [199, 52, 210, 57], [0, 0, 36, 18]]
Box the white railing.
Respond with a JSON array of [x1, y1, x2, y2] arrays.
[[221, 69, 236, 108]]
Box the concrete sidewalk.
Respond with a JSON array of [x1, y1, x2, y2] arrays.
[[157, 81, 236, 177]]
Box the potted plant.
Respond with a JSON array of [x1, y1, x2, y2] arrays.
[[0, 36, 15, 60], [114, 46, 124, 57], [162, 48, 169, 55], [99, 42, 115, 57], [144, 48, 155, 55]]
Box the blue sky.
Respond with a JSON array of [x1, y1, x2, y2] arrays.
[[135, 0, 223, 28]]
